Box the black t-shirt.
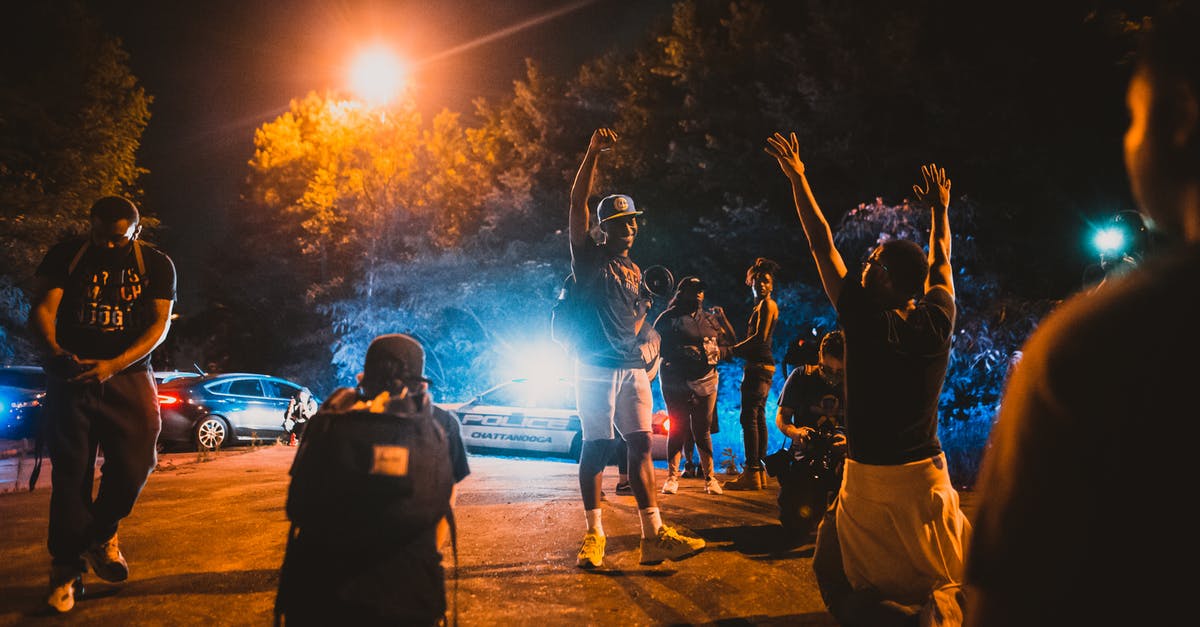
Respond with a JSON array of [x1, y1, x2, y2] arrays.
[[654, 306, 725, 385], [965, 242, 1200, 625], [571, 237, 646, 368], [778, 364, 844, 435], [835, 279, 953, 464], [433, 405, 471, 483], [36, 237, 177, 368]]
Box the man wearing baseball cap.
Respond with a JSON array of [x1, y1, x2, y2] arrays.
[[567, 127, 705, 569], [31, 195, 177, 613], [278, 333, 470, 625]]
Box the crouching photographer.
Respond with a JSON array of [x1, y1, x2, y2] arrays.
[[767, 330, 846, 537]]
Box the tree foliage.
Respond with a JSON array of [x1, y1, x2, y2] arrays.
[[208, 0, 1157, 486], [0, 0, 151, 362]]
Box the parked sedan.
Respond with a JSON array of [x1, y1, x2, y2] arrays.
[[0, 365, 46, 440], [156, 372, 320, 451], [440, 377, 669, 461]]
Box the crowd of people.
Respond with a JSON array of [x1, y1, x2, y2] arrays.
[[23, 3, 1200, 623]]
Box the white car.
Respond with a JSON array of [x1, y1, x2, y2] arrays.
[[440, 378, 668, 461]]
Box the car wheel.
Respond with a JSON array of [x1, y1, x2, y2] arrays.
[[195, 416, 231, 450]]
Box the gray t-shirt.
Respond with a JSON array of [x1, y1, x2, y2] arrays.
[[571, 237, 646, 369]]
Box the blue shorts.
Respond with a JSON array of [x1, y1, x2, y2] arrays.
[[574, 361, 653, 441]]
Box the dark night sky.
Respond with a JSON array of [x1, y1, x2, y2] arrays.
[[84, 0, 675, 306], [76, 0, 1148, 307]]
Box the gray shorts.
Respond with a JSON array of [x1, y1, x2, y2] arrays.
[[575, 361, 653, 441]]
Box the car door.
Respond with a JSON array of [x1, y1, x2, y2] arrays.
[[222, 378, 281, 434], [457, 380, 578, 456], [265, 380, 304, 425]]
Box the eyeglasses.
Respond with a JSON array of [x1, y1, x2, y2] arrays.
[[863, 254, 889, 273]]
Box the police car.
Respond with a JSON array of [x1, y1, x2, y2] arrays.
[[441, 377, 668, 461]]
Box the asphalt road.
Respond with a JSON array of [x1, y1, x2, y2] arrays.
[[0, 443, 976, 626]]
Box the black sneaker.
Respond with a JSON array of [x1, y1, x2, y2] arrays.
[[681, 463, 697, 479], [615, 481, 633, 495]]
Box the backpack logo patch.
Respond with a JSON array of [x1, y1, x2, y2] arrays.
[[370, 445, 410, 477]]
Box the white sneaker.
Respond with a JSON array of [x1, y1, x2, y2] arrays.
[[661, 475, 679, 494], [47, 565, 83, 614], [705, 476, 724, 495]]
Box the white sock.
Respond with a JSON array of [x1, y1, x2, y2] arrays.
[[585, 509, 604, 536], [639, 507, 663, 538]]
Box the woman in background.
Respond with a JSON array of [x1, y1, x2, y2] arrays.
[[725, 258, 780, 491], [654, 276, 732, 495]]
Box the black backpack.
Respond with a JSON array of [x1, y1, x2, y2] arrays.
[[275, 401, 455, 626], [550, 272, 594, 353]]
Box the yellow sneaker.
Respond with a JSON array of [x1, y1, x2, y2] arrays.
[[576, 530, 605, 569], [639, 524, 706, 565]]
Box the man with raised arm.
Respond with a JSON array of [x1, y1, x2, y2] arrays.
[[765, 133, 971, 625], [569, 128, 705, 569]]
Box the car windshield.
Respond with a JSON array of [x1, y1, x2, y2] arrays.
[[479, 380, 575, 411], [0, 370, 46, 389]]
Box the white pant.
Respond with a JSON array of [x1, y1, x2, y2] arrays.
[[574, 361, 652, 440], [837, 454, 972, 610]]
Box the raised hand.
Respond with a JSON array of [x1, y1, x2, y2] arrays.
[[912, 163, 951, 210], [589, 127, 618, 154], [764, 131, 806, 179]]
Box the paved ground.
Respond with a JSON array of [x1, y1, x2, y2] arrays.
[[0, 442, 976, 626]]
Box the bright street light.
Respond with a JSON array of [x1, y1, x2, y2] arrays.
[[348, 44, 409, 106]]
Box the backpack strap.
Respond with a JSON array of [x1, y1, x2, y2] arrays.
[[133, 239, 145, 276], [65, 239, 147, 276], [447, 508, 459, 627], [66, 241, 89, 276], [27, 434, 44, 492]]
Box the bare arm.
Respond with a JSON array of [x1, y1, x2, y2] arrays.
[[764, 132, 848, 307], [732, 298, 778, 356], [776, 407, 804, 440], [569, 128, 618, 263], [710, 306, 737, 345], [913, 163, 954, 297], [29, 280, 68, 360], [438, 485, 458, 550], [73, 299, 174, 383]]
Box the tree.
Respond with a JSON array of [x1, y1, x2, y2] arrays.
[[228, 90, 534, 390], [0, 0, 151, 362]]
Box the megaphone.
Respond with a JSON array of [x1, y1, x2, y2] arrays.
[[643, 265, 675, 299]]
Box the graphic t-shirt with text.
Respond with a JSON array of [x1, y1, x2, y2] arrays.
[[36, 237, 177, 369]]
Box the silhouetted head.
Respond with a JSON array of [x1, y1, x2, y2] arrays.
[[818, 329, 845, 386], [88, 196, 141, 249], [860, 239, 929, 308], [1125, 2, 1200, 240], [668, 275, 706, 312], [357, 333, 431, 405]]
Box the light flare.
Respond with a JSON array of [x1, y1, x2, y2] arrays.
[[348, 44, 410, 106]]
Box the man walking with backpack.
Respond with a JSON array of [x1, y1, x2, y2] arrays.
[[275, 333, 469, 626], [568, 127, 705, 569], [29, 196, 177, 614]]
